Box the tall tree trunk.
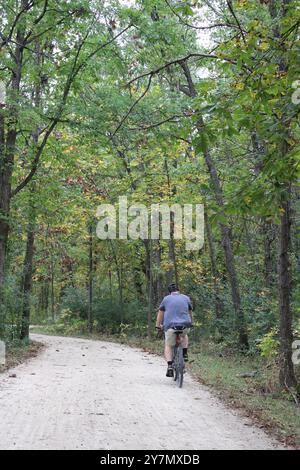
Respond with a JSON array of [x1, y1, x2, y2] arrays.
[[242, 219, 255, 260], [20, 41, 42, 340], [268, 0, 297, 388], [262, 223, 276, 288], [43, 281, 49, 317], [201, 126, 248, 348], [166, 238, 178, 288], [164, 158, 179, 288], [88, 223, 93, 333], [0, 4, 26, 295], [20, 184, 37, 340], [0, 114, 5, 298], [153, 241, 164, 306], [179, 61, 248, 349], [0, 139, 14, 298], [168, 212, 179, 287], [118, 267, 124, 324], [278, 186, 296, 389], [204, 211, 224, 321], [20, 227, 35, 340], [133, 265, 144, 300], [147, 239, 153, 338], [252, 133, 277, 287], [292, 186, 300, 276], [109, 241, 124, 324], [108, 270, 113, 305], [50, 254, 55, 321]]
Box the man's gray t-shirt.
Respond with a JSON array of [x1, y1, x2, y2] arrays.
[[159, 292, 192, 331]]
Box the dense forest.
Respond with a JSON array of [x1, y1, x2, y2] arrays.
[[0, 0, 299, 395]]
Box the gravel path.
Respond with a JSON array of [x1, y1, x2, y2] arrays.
[[0, 334, 284, 450]]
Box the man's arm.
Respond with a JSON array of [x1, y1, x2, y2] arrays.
[[156, 309, 164, 329], [188, 297, 193, 324], [189, 308, 193, 324]]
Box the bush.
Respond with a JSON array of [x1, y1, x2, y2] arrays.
[[258, 329, 279, 360], [57, 287, 150, 336], [93, 298, 148, 335], [60, 287, 88, 319], [41, 309, 88, 336], [0, 275, 23, 342]]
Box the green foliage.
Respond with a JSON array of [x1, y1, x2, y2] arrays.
[[61, 287, 89, 320], [42, 309, 88, 336], [0, 276, 23, 342], [259, 330, 280, 360], [0, 0, 298, 396]]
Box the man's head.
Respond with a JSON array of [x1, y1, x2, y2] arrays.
[[168, 283, 179, 293]]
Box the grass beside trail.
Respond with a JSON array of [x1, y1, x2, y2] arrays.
[[0, 340, 44, 374], [123, 335, 300, 448], [31, 325, 300, 448]]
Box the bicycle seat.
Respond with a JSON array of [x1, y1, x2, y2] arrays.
[[172, 325, 187, 332]]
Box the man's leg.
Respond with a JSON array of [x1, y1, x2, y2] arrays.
[[164, 329, 176, 377], [165, 343, 173, 362], [181, 334, 188, 349], [181, 330, 189, 361]]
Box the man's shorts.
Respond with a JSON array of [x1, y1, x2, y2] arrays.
[[165, 328, 190, 347]]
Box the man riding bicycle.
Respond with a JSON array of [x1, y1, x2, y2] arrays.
[[156, 283, 193, 378]]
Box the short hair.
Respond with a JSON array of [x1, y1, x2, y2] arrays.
[[168, 283, 178, 293]]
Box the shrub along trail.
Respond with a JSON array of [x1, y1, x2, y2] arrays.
[[0, 334, 285, 450]]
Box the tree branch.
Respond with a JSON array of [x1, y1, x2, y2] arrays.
[[126, 51, 251, 88], [164, 0, 241, 32], [12, 24, 133, 196], [126, 53, 219, 86], [0, 0, 34, 49], [226, 0, 246, 43], [111, 73, 153, 138], [128, 113, 188, 131]]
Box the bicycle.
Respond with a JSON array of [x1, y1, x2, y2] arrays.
[[172, 328, 186, 388], [156, 325, 187, 388]]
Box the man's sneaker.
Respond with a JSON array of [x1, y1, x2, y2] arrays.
[[183, 352, 189, 362], [166, 365, 174, 377]]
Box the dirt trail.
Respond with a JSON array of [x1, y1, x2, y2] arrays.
[[0, 334, 284, 450]]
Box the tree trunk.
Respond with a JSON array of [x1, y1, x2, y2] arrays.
[[262, 223, 276, 288], [88, 223, 93, 333], [109, 241, 124, 324], [20, 227, 35, 340], [19, 41, 42, 340], [164, 158, 179, 288], [251, 133, 277, 287], [43, 281, 49, 316], [268, 0, 297, 388], [278, 184, 296, 388], [133, 266, 144, 300], [153, 241, 164, 306], [204, 211, 224, 321], [203, 127, 248, 348], [0, 142, 14, 297], [0, 114, 5, 297], [179, 61, 248, 349], [118, 268, 124, 324], [0, 5, 25, 295], [168, 211, 179, 288], [108, 270, 113, 305], [147, 239, 153, 338], [50, 256, 55, 321]]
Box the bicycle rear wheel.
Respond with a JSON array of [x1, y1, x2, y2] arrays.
[[173, 346, 178, 381], [175, 346, 184, 388]]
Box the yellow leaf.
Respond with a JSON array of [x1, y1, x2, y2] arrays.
[[235, 82, 245, 90], [259, 42, 269, 51]]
